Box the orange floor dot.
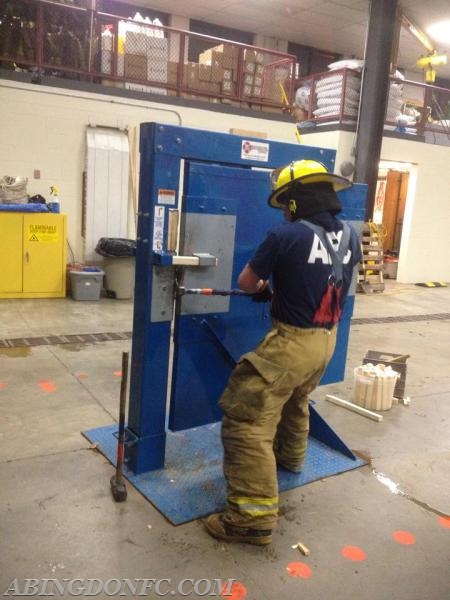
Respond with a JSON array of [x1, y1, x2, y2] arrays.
[[341, 545, 367, 561], [114, 370, 122, 377], [38, 380, 56, 393], [392, 530, 416, 545], [0, 382, 7, 390], [221, 581, 247, 599], [76, 372, 88, 379], [287, 562, 312, 579], [438, 516, 450, 529]]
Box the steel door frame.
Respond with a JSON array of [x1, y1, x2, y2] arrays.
[[126, 122, 365, 474]]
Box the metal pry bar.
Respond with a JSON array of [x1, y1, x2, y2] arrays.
[[176, 286, 252, 297]]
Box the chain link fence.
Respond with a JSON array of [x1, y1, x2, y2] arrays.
[[0, 0, 296, 111]]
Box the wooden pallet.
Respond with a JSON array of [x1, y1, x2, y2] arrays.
[[357, 224, 385, 293]]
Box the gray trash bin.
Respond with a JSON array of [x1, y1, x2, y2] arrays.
[[69, 269, 104, 301]]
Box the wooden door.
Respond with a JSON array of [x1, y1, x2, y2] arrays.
[[382, 170, 409, 253]]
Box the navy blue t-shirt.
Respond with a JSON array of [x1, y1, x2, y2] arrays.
[[249, 212, 362, 328]]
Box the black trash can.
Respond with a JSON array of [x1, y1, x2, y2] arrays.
[[95, 238, 136, 299]]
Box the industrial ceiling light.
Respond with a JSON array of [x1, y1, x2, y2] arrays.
[[426, 20, 450, 46]]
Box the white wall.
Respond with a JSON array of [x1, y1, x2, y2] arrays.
[[0, 80, 298, 261], [2, 79, 448, 282], [300, 128, 450, 283]]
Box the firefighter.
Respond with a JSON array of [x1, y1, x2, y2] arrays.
[[205, 159, 362, 545]]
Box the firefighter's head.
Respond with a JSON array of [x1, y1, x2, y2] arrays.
[[268, 159, 352, 221]]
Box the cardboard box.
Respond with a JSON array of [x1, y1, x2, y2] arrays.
[[167, 70, 178, 85], [223, 68, 233, 81], [147, 64, 168, 83], [124, 54, 147, 79], [198, 81, 221, 94], [243, 60, 256, 74], [254, 51, 265, 64], [243, 73, 254, 86], [199, 49, 221, 67], [183, 62, 199, 88], [252, 85, 262, 97], [102, 79, 124, 89], [167, 62, 179, 85], [221, 80, 236, 95], [244, 49, 257, 62], [125, 82, 166, 94], [202, 44, 239, 70], [253, 75, 263, 87], [124, 32, 148, 55], [146, 37, 169, 54], [243, 83, 253, 97], [255, 63, 264, 76], [210, 64, 224, 82], [216, 44, 239, 69], [198, 64, 212, 81]]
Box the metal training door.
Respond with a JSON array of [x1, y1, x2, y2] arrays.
[[169, 161, 277, 431]]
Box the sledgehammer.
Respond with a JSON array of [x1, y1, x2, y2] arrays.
[[110, 351, 129, 502]]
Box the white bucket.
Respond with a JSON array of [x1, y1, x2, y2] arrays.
[[353, 363, 400, 411]]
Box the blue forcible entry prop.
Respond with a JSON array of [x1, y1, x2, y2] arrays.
[[84, 123, 367, 513]]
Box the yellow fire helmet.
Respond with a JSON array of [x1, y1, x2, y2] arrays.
[[268, 159, 352, 209]]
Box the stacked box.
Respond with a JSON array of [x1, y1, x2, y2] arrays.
[[199, 49, 224, 82], [124, 54, 147, 79], [184, 62, 199, 89], [101, 30, 113, 75], [120, 31, 168, 95], [167, 61, 179, 96], [200, 44, 239, 70], [241, 49, 267, 98]]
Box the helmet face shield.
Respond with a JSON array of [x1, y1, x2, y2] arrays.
[[270, 166, 284, 191]]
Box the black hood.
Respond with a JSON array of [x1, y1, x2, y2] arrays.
[[278, 181, 342, 219]]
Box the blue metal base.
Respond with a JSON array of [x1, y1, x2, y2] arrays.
[[83, 421, 366, 525]]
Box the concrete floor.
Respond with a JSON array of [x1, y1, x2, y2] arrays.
[[1, 282, 449, 599]]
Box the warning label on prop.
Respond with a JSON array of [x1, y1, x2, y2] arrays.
[[152, 206, 165, 252], [241, 139, 270, 162], [28, 224, 58, 242]]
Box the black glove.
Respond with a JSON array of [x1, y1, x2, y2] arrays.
[[251, 283, 273, 303]]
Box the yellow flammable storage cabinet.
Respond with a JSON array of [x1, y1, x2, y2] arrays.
[[0, 212, 67, 298]]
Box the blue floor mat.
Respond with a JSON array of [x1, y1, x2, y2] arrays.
[[83, 422, 366, 525]]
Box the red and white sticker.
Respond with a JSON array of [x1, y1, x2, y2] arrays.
[[157, 188, 176, 206], [241, 139, 269, 162]]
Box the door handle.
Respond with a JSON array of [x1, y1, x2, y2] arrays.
[[172, 253, 217, 267], [154, 252, 218, 267], [25, 251, 30, 263]]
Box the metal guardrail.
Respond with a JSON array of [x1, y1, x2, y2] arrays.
[[295, 69, 450, 142], [0, 0, 296, 112]]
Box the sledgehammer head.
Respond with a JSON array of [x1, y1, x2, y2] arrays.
[[110, 475, 127, 502]]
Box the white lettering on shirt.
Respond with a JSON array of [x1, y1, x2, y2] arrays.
[[307, 230, 352, 264]]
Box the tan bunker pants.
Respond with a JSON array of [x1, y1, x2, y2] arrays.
[[219, 320, 337, 530]]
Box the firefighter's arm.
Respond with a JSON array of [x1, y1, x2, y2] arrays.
[[238, 264, 272, 302]]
